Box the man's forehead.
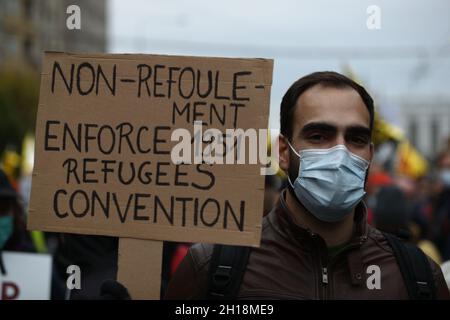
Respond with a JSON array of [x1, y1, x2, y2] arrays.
[[294, 84, 370, 128]]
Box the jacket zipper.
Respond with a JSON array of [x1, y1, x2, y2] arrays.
[[311, 232, 366, 299], [321, 267, 329, 284], [324, 241, 366, 299], [311, 233, 329, 299], [318, 241, 364, 299], [320, 262, 330, 300]]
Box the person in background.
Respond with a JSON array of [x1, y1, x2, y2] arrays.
[[0, 168, 68, 299], [372, 185, 411, 239], [365, 163, 393, 225], [0, 168, 34, 257], [431, 148, 450, 260], [372, 180, 443, 265], [410, 175, 435, 240]]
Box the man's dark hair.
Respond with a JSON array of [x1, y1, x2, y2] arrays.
[[280, 71, 374, 139]]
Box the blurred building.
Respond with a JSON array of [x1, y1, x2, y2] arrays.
[[400, 98, 450, 160], [0, 0, 107, 69]]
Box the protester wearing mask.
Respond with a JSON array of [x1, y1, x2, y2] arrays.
[[0, 168, 69, 300], [0, 169, 35, 274], [100, 72, 433, 300], [163, 72, 449, 300]]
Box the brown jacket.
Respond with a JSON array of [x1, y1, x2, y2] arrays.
[[165, 190, 450, 299]]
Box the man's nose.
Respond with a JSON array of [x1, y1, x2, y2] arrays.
[[335, 134, 346, 147]]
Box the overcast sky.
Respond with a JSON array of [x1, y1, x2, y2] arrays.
[[108, 0, 450, 129]]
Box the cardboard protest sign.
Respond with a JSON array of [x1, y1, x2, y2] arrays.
[[117, 238, 163, 299], [28, 52, 273, 246], [0, 252, 52, 300]]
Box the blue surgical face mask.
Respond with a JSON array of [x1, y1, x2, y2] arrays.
[[287, 143, 369, 223], [0, 215, 13, 250]]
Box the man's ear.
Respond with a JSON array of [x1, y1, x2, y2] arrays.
[[278, 134, 290, 172]]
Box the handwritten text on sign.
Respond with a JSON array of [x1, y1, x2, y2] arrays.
[[28, 53, 273, 246]]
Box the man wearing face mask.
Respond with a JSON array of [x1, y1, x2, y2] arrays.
[[163, 71, 449, 300]]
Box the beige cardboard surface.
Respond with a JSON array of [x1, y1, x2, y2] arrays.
[[117, 238, 162, 299], [28, 52, 273, 247]]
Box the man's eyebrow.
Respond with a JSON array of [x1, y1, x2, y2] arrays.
[[346, 125, 371, 136], [300, 122, 337, 135]]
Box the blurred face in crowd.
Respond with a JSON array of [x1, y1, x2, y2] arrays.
[[439, 152, 450, 170], [0, 197, 14, 250], [280, 84, 374, 175]]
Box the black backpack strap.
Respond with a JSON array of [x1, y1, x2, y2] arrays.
[[207, 244, 251, 300], [383, 232, 436, 300]]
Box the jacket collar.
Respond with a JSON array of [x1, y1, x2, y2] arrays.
[[267, 189, 369, 286], [268, 188, 369, 247]]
